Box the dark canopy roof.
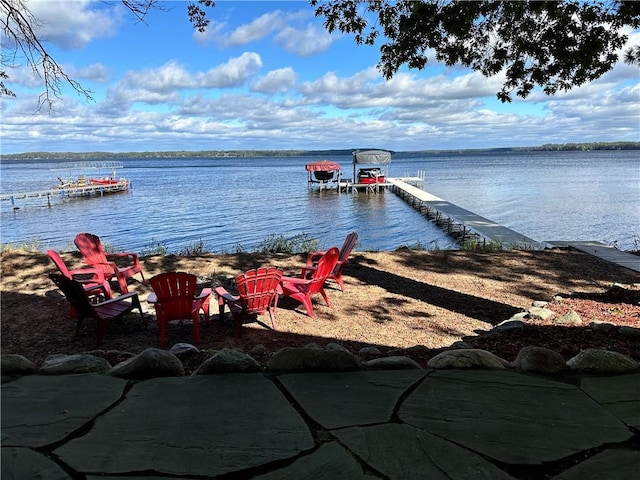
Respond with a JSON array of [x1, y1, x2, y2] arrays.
[[353, 150, 392, 165]]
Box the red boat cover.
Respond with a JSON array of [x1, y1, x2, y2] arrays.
[[305, 161, 341, 172]]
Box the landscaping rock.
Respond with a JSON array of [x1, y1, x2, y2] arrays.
[[39, 354, 111, 375], [363, 356, 422, 370], [1, 354, 37, 379], [404, 345, 431, 356], [567, 349, 639, 373], [426, 349, 510, 369], [195, 348, 260, 374], [589, 321, 616, 333], [512, 346, 567, 374], [108, 348, 184, 378], [359, 347, 381, 356], [251, 344, 268, 356], [169, 343, 199, 356], [494, 319, 525, 332], [619, 326, 640, 338], [267, 347, 361, 372], [531, 301, 549, 308], [526, 307, 555, 321], [553, 310, 582, 325], [326, 342, 350, 352]]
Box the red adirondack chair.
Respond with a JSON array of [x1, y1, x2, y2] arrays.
[[300, 231, 358, 291], [49, 273, 145, 345], [47, 249, 112, 300], [280, 247, 339, 317], [74, 233, 145, 293], [148, 272, 211, 347], [215, 267, 283, 337]]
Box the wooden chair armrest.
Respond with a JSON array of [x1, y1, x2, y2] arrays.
[[280, 276, 309, 285], [214, 286, 237, 303], [106, 252, 141, 269], [84, 283, 107, 293], [196, 288, 212, 300], [69, 267, 106, 281], [97, 292, 138, 306], [305, 251, 326, 266], [299, 264, 318, 278], [106, 252, 139, 261]]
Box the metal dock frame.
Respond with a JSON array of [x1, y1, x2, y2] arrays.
[[388, 178, 542, 249]]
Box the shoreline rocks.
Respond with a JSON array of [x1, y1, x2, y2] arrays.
[[2, 342, 638, 381]]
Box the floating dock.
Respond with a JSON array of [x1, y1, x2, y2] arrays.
[[1, 161, 130, 209], [0, 182, 129, 206], [388, 178, 542, 249]]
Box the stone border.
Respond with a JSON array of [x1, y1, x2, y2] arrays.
[[2, 341, 638, 381]]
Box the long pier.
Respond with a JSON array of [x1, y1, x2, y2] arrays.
[[0, 182, 129, 208], [388, 178, 542, 249]]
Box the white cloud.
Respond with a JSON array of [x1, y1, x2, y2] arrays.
[[275, 23, 335, 57], [116, 52, 263, 95], [197, 52, 263, 88], [226, 11, 285, 46], [122, 61, 195, 92], [250, 67, 297, 93], [194, 11, 285, 47], [72, 63, 110, 83], [28, 0, 120, 50]]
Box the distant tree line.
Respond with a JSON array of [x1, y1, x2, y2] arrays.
[[2, 142, 638, 161]]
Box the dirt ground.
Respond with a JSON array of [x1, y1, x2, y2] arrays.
[[1, 248, 639, 371]]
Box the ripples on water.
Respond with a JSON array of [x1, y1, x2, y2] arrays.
[[1, 150, 638, 252]]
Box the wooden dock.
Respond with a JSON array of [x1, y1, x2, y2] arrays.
[[544, 241, 640, 273], [1, 182, 129, 208], [388, 178, 542, 249]]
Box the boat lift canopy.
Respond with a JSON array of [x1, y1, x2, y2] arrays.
[[305, 161, 341, 172], [352, 150, 391, 165], [306, 160, 342, 188], [352, 149, 391, 182]]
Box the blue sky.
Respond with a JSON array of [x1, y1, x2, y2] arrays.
[[1, 0, 639, 154]]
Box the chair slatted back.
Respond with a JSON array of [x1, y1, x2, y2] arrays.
[[74, 233, 110, 272], [47, 250, 73, 277], [149, 272, 198, 322], [235, 267, 283, 315], [307, 247, 339, 293], [49, 273, 95, 318], [338, 231, 358, 264]]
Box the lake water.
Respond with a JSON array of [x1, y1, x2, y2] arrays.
[[1, 150, 638, 253]]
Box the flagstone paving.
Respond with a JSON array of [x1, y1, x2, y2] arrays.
[[2, 370, 639, 479]]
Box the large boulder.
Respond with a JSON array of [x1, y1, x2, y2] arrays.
[[108, 348, 184, 378], [1, 354, 37, 380], [512, 346, 567, 374], [566, 349, 639, 373], [427, 349, 510, 369], [195, 348, 260, 374], [39, 354, 111, 375], [553, 310, 582, 325], [363, 356, 422, 370], [267, 346, 361, 372]]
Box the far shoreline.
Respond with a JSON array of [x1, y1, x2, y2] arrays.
[[2, 141, 639, 160]]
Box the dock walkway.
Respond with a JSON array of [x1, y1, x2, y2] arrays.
[[545, 241, 640, 273], [388, 178, 542, 249], [0, 183, 129, 207]]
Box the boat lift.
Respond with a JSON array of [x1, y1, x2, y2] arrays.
[[345, 149, 392, 193]]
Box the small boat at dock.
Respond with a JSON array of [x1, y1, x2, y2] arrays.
[[1, 161, 130, 209], [350, 149, 391, 192], [54, 162, 130, 196], [306, 160, 342, 188]]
